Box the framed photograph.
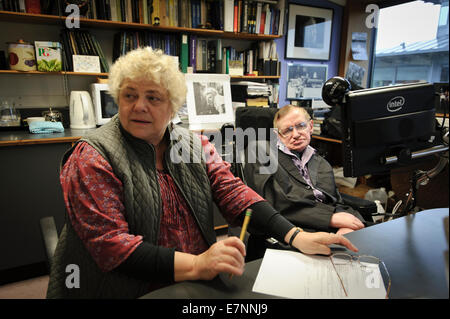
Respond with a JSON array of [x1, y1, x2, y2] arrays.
[[286, 63, 328, 100], [185, 73, 234, 126], [285, 4, 333, 60]]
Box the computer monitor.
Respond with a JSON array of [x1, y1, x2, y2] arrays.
[[339, 82, 446, 177]]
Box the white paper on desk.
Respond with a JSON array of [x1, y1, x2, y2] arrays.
[[252, 249, 387, 299]]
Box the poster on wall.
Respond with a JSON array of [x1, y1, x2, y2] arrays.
[[285, 4, 333, 60], [346, 62, 366, 87], [286, 63, 328, 100], [351, 32, 368, 60]]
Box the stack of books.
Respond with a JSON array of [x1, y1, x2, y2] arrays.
[[311, 99, 332, 136], [231, 81, 272, 107]]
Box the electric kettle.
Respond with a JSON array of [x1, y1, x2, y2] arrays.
[[69, 91, 96, 129]]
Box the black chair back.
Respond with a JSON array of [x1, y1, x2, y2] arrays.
[[235, 107, 278, 143]]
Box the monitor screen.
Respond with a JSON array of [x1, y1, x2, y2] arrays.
[[100, 90, 118, 119], [341, 82, 443, 177]]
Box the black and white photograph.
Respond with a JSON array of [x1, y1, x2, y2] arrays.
[[193, 82, 226, 115], [346, 62, 366, 87], [185, 74, 234, 126], [286, 63, 328, 100], [294, 15, 326, 49], [285, 4, 333, 60]]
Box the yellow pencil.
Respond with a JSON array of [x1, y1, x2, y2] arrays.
[[239, 208, 253, 241], [230, 208, 252, 279]]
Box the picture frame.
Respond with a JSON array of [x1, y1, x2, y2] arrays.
[[286, 63, 328, 100], [185, 73, 234, 127], [285, 4, 333, 61], [72, 55, 101, 73]]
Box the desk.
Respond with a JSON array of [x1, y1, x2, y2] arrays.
[[345, 208, 449, 299], [141, 208, 449, 299]]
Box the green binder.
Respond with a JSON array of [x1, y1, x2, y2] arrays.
[[180, 34, 189, 73]]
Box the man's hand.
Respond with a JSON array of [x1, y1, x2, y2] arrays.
[[330, 212, 365, 230], [291, 231, 359, 256]]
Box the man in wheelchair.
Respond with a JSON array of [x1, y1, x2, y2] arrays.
[[242, 105, 371, 261]]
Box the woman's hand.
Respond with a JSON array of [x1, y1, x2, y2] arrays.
[[290, 230, 359, 256], [194, 236, 246, 280], [330, 212, 365, 230], [174, 237, 246, 282]]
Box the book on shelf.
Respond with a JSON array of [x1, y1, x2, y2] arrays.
[[189, 34, 197, 72], [179, 0, 189, 27], [228, 59, 244, 76], [313, 108, 331, 120], [312, 123, 322, 135], [180, 34, 189, 73], [275, 0, 286, 36], [109, 0, 118, 21], [241, 0, 249, 33], [159, 0, 168, 26], [231, 81, 271, 102], [223, 0, 234, 31], [246, 97, 269, 107], [0, 0, 37, 13], [199, 0, 206, 27], [207, 40, 217, 73], [290, 99, 312, 108], [25, 0, 40, 14]]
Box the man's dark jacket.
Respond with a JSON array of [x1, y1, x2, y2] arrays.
[[243, 140, 365, 233]]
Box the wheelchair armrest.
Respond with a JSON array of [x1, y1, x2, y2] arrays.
[[340, 193, 377, 221]]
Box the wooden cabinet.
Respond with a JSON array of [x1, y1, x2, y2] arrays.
[[0, 142, 71, 282]]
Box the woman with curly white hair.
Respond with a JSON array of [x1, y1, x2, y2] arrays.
[[46, 47, 358, 299]]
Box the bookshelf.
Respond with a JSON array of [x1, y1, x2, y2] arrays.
[[0, 69, 108, 77], [0, 1, 285, 110], [0, 10, 282, 40], [0, 69, 280, 80], [0, 7, 283, 76]]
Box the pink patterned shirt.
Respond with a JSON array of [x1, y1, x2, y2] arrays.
[[60, 135, 263, 272]]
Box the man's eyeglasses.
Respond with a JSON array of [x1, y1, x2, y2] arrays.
[[277, 121, 309, 138], [330, 253, 391, 299]]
